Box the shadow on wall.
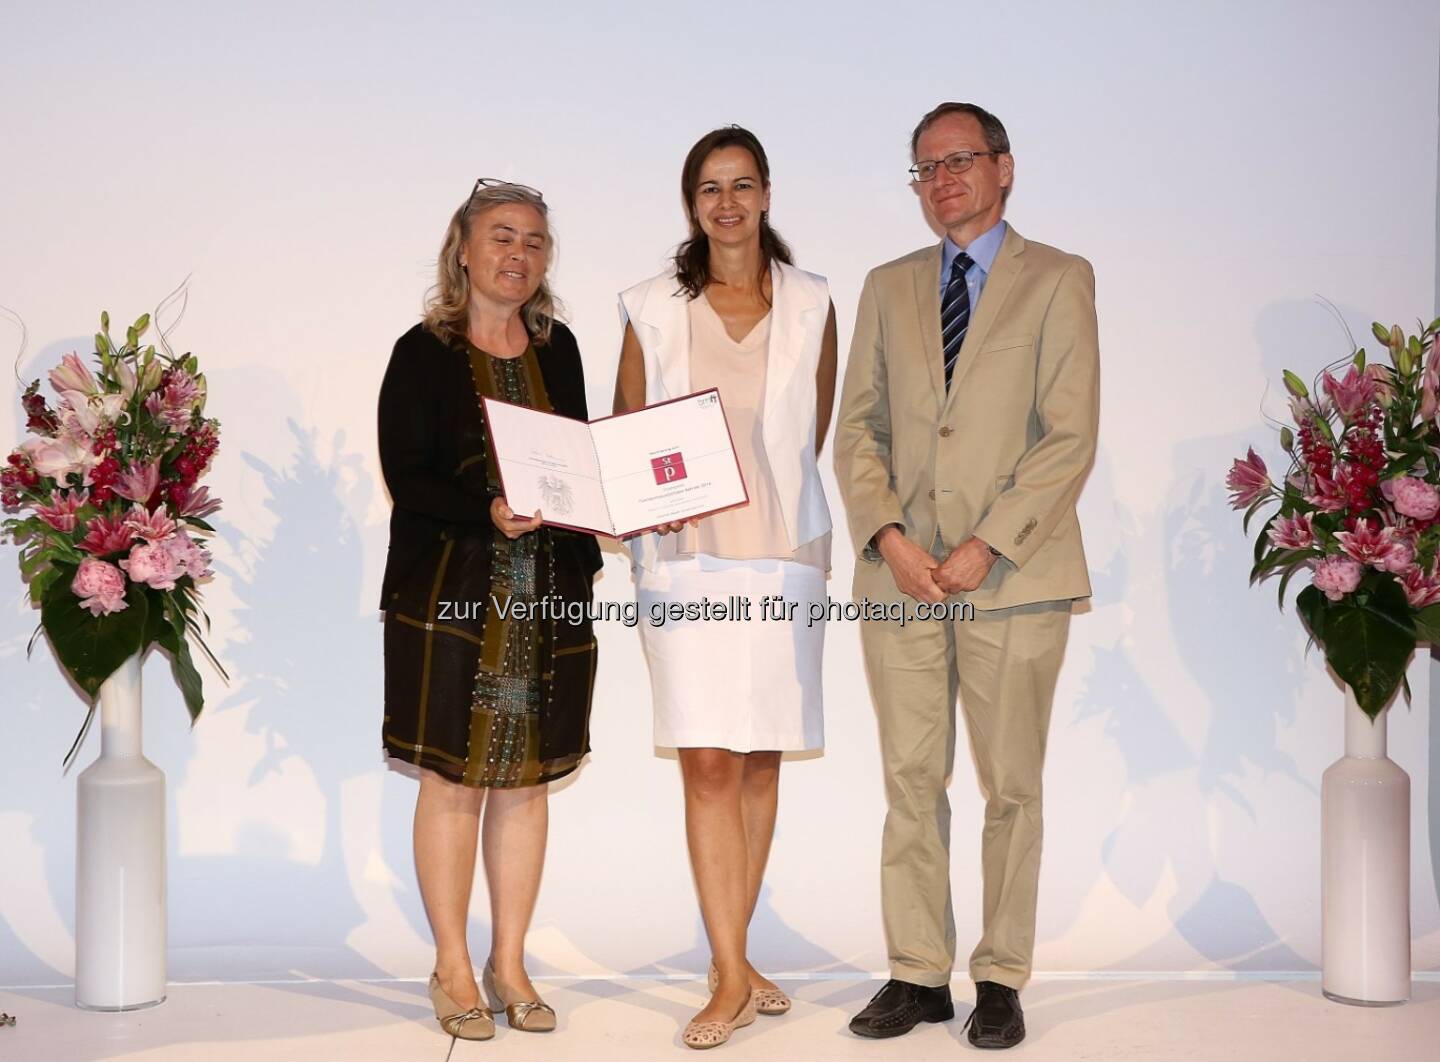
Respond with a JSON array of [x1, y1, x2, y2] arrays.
[[1147, 297, 1407, 970], [164, 415, 412, 980], [0, 335, 122, 985]]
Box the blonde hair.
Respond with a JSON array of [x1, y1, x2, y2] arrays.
[[423, 184, 560, 346]]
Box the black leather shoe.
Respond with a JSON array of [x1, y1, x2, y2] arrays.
[[963, 981, 1025, 1049], [848, 978, 954, 1038]]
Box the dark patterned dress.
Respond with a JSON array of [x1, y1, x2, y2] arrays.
[[378, 323, 600, 789]]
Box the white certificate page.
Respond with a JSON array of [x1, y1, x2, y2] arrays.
[[591, 390, 747, 536], [481, 399, 613, 533], [482, 390, 746, 537]]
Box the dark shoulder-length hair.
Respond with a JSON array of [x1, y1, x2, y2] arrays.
[[672, 125, 793, 300]]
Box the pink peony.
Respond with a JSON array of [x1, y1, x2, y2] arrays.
[[34, 488, 89, 533], [1387, 541, 1416, 573], [1268, 512, 1315, 550], [119, 541, 181, 590], [1401, 563, 1440, 608], [1226, 448, 1272, 509], [1389, 477, 1440, 521], [1312, 555, 1364, 601], [1322, 366, 1377, 421], [78, 513, 136, 555], [163, 530, 212, 581], [71, 556, 128, 616], [122, 503, 176, 543], [1335, 518, 1410, 571]]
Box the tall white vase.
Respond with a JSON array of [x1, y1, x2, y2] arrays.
[[75, 652, 166, 1010], [1320, 685, 1410, 1005]]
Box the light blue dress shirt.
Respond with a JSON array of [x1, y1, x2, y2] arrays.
[[940, 219, 1008, 309]]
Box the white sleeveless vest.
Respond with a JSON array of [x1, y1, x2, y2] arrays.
[[618, 261, 833, 572]]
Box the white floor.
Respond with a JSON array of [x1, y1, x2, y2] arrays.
[[1, 976, 1437, 1062]]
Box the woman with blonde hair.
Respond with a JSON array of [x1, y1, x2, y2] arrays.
[[378, 179, 601, 1042], [614, 126, 838, 1049]]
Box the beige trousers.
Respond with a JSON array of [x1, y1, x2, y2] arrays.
[[855, 560, 1072, 991]]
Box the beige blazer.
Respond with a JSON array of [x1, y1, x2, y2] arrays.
[[833, 225, 1098, 610]]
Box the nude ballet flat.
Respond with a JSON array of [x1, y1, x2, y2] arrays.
[[428, 972, 495, 1040], [683, 988, 756, 1049], [482, 959, 557, 1032], [709, 961, 791, 1016]]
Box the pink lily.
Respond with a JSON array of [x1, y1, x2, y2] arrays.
[[1322, 366, 1377, 421], [1268, 512, 1315, 550], [78, 513, 136, 555], [1226, 448, 1272, 509], [1335, 517, 1410, 572], [122, 503, 176, 543], [34, 488, 89, 533], [114, 460, 160, 504], [20, 432, 97, 482], [48, 352, 98, 396], [1401, 562, 1440, 608], [169, 482, 222, 519]]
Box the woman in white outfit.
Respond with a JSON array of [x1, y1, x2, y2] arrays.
[[613, 125, 837, 1050]]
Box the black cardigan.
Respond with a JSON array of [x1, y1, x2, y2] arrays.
[[376, 320, 603, 610]]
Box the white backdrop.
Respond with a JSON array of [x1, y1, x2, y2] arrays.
[[3, 0, 1439, 986]]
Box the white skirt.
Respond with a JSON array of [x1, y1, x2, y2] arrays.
[[635, 553, 826, 752]]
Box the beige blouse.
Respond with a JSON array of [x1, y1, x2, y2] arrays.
[[660, 291, 829, 569]]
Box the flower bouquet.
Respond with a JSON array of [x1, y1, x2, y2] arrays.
[[1231, 317, 1440, 719], [3, 312, 223, 752]]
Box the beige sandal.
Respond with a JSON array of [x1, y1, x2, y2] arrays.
[[428, 972, 495, 1040], [709, 961, 791, 1016], [482, 959, 557, 1032], [683, 988, 756, 1049]]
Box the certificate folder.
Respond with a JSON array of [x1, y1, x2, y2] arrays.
[[481, 388, 749, 538]]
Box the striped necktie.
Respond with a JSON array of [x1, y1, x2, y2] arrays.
[[941, 251, 974, 391]]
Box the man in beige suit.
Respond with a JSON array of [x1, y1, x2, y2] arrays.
[[835, 102, 1098, 1049]]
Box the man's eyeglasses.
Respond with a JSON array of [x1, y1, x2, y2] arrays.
[[908, 151, 1004, 183], [471, 177, 545, 202]]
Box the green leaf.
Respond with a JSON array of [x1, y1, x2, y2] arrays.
[[1253, 518, 1273, 566], [40, 564, 150, 699], [185, 516, 215, 533], [29, 565, 61, 605], [1241, 494, 1272, 535], [1276, 561, 1307, 611], [1323, 577, 1415, 720], [155, 600, 204, 722], [1296, 584, 1327, 645], [1414, 603, 1440, 644]]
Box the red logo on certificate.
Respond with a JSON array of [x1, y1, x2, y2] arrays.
[[651, 452, 687, 484]]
